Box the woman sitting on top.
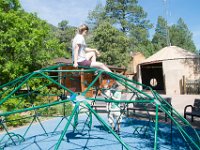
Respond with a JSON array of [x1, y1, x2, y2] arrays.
[[72, 24, 112, 72]]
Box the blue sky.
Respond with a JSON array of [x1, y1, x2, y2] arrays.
[[19, 0, 200, 50]]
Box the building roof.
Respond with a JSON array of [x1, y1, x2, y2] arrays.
[[53, 57, 73, 64], [141, 46, 197, 64]]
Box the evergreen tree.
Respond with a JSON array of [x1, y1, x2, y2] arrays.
[[87, 3, 110, 29], [87, 0, 153, 62], [56, 20, 76, 53], [169, 18, 196, 52], [152, 16, 169, 51], [91, 22, 130, 67], [105, 0, 152, 34], [104, 0, 152, 56]]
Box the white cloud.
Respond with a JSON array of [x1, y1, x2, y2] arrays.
[[19, 0, 104, 26]]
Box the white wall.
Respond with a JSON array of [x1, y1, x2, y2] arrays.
[[163, 59, 200, 95]]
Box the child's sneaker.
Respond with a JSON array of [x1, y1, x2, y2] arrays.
[[116, 130, 120, 135], [94, 71, 98, 75]]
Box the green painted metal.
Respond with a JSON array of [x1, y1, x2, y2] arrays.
[[0, 72, 36, 105], [0, 99, 70, 117], [154, 104, 159, 150], [0, 63, 199, 150], [83, 100, 130, 150], [54, 101, 80, 150], [82, 70, 103, 95]]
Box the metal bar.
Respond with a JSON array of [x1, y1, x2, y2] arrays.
[[0, 72, 36, 105], [83, 101, 130, 150], [82, 71, 103, 95], [0, 99, 70, 117], [154, 104, 159, 150], [54, 101, 80, 150]]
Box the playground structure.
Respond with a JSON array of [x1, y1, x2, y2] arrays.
[[0, 63, 199, 150]]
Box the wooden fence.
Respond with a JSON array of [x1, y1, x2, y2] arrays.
[[185, 79, 200, 94]]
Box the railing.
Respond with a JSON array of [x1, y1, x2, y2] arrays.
[[185, 79, 200, 94]]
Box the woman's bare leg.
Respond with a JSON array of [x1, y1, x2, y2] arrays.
[[90, 61, 112, 72], [85, 52, 96, 62]]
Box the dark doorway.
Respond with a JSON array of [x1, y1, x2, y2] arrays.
[[141, 63, 165, 92]]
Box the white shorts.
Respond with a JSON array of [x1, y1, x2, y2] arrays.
[[108, 111, 122, 124]]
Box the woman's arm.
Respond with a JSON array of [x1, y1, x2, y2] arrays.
[[84, 47, 96, 52], [85, 47, 100, 56], [73, 44, 80, 67]]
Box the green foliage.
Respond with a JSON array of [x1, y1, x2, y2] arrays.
[[134, 40, 155, 57], [0, 0, 73, 129], [91, 22, 130, 67], [0, 97, 29, 127], [87, 3, 111, 29], [105, 0, 152, 34], [56, 20, 76, 53], [87, 0, 153, 61], [152, 16, 169, 50], [1, 97, 25, 111], [38, 102, 73, 117], [169, 18, 196, 52], [0, 86, 73, 128], [88, 1, 197, 59], [0, 9, 66, 84], [152, 17, 196, 53], [6, 114, 28, 127], [0, 0, 21, 12]]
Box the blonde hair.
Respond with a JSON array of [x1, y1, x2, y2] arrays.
[[78, 24, 89, 34]]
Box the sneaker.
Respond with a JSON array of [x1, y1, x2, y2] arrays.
[[116, 130, 120, 135], [94, 71, 98, 75]]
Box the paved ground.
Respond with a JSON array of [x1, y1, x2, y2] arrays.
[[91, 94, 200, 129], [0, 112, 199, 150], [161, 94, 199, 115], [161, 94, 200, 129], [0, 94, 199, 149]]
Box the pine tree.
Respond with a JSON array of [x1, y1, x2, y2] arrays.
[[91, 21, 130, 67], [105, 0, 152, 55], [152, 16, 169, 50], [169, 18, 196, 52]]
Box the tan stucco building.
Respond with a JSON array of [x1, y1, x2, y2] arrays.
[[138, 46, 200, 95], [126, 52, 145, 81]]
